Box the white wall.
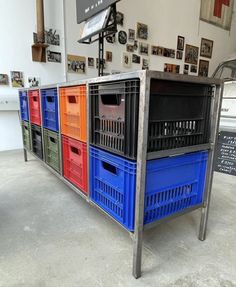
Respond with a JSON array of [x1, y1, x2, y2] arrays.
[[65, 0, 236, 80], [0, 0, 66, 151]]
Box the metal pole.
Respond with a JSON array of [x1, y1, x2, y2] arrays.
[[199, 83, 223, 241], [98, 33, 104, 77], [132, 72, 151, 279], [24, 148, 28, 162]]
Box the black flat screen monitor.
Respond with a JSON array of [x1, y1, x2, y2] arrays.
[[76, 0, 120, 24]]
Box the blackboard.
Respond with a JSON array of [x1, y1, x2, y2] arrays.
[[215, 131, 236, 176]]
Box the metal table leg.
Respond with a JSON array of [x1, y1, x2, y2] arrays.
[[132, 72, 151, 279], [24, 148, 28, 162]]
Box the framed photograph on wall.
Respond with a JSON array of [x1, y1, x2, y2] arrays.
[[67, 55, 86, 74], [128, 29, 135, 41], [132, 54, 141, 64], [122, 52, 131, 68], [185, 44, 199, 65], [88, 57, 95, 67], [106, 51, 113, 62], [176, 50, 183, 60], [177, 36, 185, 51], [137, 22, 148, 40], [139, 42, 149, 56], [198, 60, 209, 77], [0, 74, 9, 86], [11, 71, 24, 88], [200, 38, 214, 58]]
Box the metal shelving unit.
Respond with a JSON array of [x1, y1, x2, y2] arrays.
[[19, 70, 223, 279]]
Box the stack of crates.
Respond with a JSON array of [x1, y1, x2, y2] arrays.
[[28, 89, 44, 160], [19, 90, 31, 151], [41, 87, 60, 173], [59, 85, 88, 194], [89, 78, 212, 231]]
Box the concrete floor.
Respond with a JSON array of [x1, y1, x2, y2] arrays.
[[0, 150, 235, 287]]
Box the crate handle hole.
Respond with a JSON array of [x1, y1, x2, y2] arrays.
[[49, 137, 56, 143], [33, 96, 37, 101], [71, 146, 81, 155], [47, 96, 53, 103], [68, 96, 76, 104], [102, 161, 117, 175], [101, 94, 121, 106]]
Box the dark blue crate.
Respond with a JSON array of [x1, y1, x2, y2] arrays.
[[90, 146, 208, 231], [41, 88, 59, 132], [19, 91, 29, 121]]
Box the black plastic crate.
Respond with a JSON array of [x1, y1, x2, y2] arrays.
[[90, 79, 140, 159], [31, 124, 43, 160], [90, 78, 213, 159]]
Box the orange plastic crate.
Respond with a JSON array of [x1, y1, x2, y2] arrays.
[[60, 85, 87, 142]]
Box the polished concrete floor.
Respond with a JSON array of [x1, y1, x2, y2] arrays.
[[0, 149, 235, 287]]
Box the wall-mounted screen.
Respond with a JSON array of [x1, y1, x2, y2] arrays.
[[76, 0, 120, 24]]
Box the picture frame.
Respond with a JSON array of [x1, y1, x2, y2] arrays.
[[190, 65, 198, 73], [128, 29, 135, 41], [137, 22, 148, 40], [164, 63, 180, 74], [11, 71, 24, 88], [142, 58, 149, 70], [198, 60, 209, 77], [122, 52, 131, 68], [88, 57, 95, 67], [163, 48, 175, 58], [132, 54, 141, 64], [139, 42, 149, 56], [67, 55, 86, 74], [185, 44, 199, 65], [176, 50, 183, 60], [116, 12, 124, 26], [184, 64, 189, 75], [126, 44, 134, 53], [106, 51, 113, 62], [200, 38, 214, 59], [177, 36, 185, 51], [0, 74, 9, 86]]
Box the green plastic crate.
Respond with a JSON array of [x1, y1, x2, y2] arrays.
[[22, 121, 31, 150], [44, 128, 61, 173]]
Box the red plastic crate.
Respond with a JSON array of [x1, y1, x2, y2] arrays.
[[62, 136, 88, 194], [29, 90, 41, 126]]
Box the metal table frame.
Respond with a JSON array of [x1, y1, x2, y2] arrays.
[[19, 71, 223, 279]]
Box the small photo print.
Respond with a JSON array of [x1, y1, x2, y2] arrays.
[[200, 38, 214, 59], [45, 29, 60, 46], [142, 58, 149, 70], [184, 64, 189, 75], [137, 22, 148, 40], [151, 46, 159, 55], [164, 63, 180, 74], [88, 57, 95, 67], [185, 44, 199, 65], [132, 54, 141, 64], [128, 29, 135, 41], [116, 12, 124, 26], [106, 51, 113, 62], [176, 50, 183, 60], [198, 60, 209, 77], [47, 51, 62, 63], [11, 71, 24, 88], [190, 65, 198, 73], [28, 77, 40, 88], [139, 42, 149, 56], [163, 48, 175, 58], [0, 74, 9, 86], [133, 40, 138, 50], [123, 52, 131, 68], [177, 36, 185, 51], [67, 54, 86, 74], [126, 44, 134, 52]]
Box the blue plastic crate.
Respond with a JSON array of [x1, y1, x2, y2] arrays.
[[19, 91, 29, 121], [41, 88, 59, 132], [90, 146, 208, 231]]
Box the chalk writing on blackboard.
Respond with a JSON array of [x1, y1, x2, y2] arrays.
[[215, 131, 236, 176]]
